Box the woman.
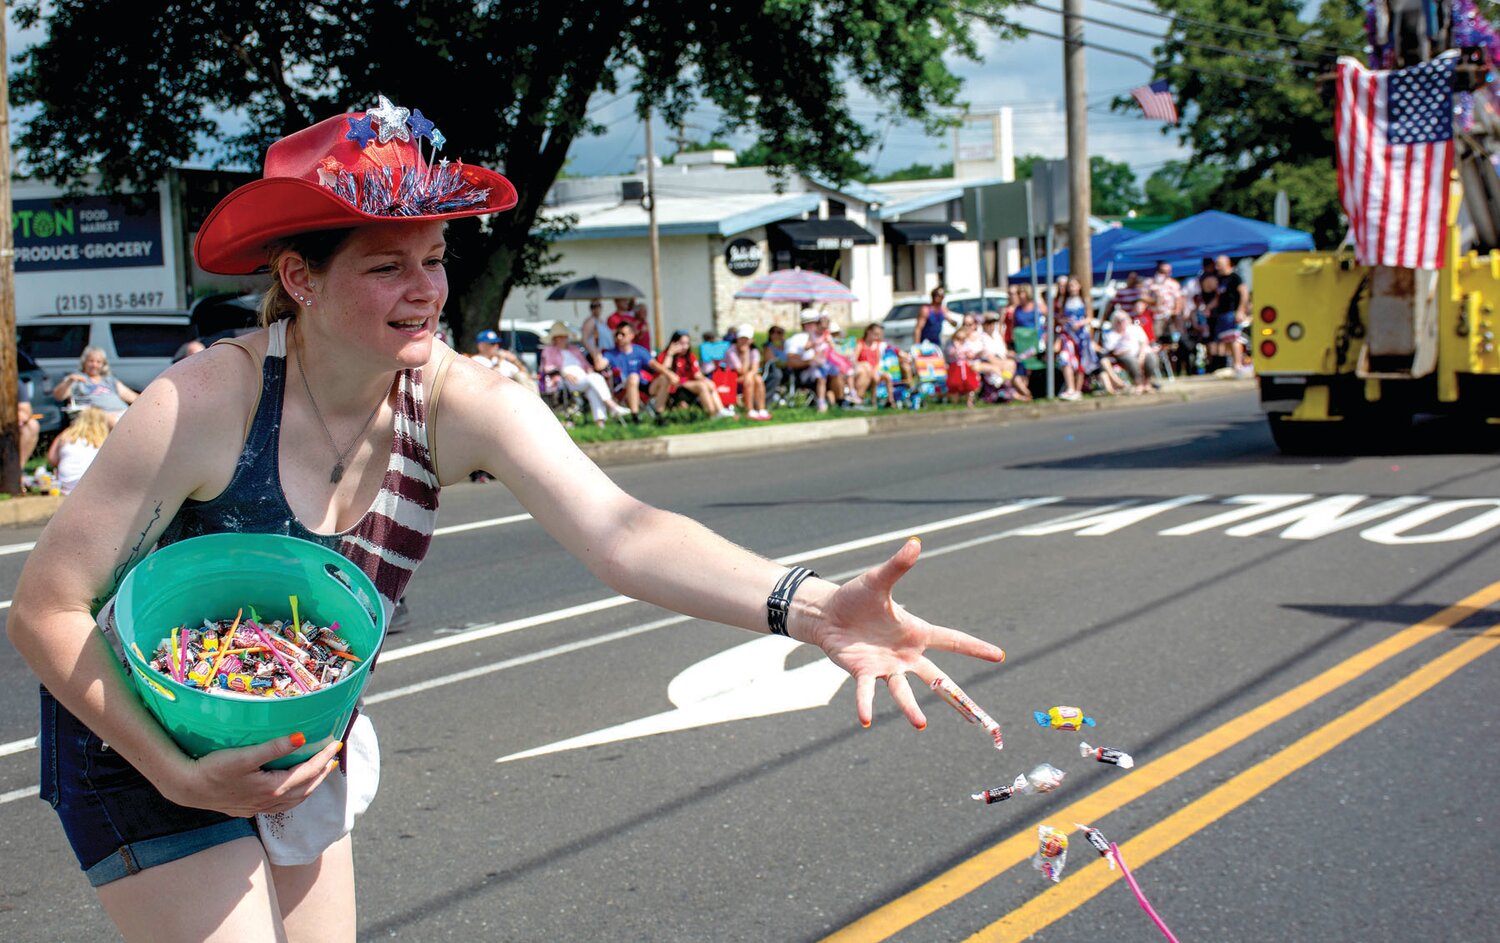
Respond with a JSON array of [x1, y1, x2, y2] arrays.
[[656, 330, 733, 418], [46, 406, 111, 495], [978, 313, 1026, 401], [539, 320, 631, 427], [1008, 285, 1042, 341], [913, 286, 959, 348], [9, 100, 1004, 940], [856, 323, 910, 407], [1061, 278, 1104, 385], [52, 346, 139, 423], [725, 325, 769, 420]]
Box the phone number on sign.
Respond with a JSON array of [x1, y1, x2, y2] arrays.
[[53, 292, 167, 314]]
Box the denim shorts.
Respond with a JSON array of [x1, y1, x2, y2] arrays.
[[38, 686, 256, 887]]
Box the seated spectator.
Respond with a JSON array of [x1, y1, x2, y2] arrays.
[[726, 324, 770, 420], [1103, 311, 1152, 393], [655, 330, 734, 419], [539, 321, 631, 426], [944, 322, 985, 407], [579, 300, 613, 370], [856, 323, 912, 406], [46, 406, 110, 495], [1007, 284, 1043, 346], [978, 312, 1028, 401], [825, 319, 866, 404], [785, 310, 846, 412], [17, 400, 40, 466], [471, 328, 534, 388], [762, 324, 789, 405], [52, 346, 137, 425], [607, 298, 652, 350], [601, 322, 666, 418]]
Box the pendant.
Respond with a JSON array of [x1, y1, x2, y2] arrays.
[[330, 462, 345, 485]]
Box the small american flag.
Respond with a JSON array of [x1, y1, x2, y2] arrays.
[[1131, 80, 1178, 123], [1335, 52, 1458, 270]]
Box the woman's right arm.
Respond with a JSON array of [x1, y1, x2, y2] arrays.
[[51, 375, 78, 401], [8, 348, 340, 816]]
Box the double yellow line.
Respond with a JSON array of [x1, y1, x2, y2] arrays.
[[823, 581, 1500, 943]]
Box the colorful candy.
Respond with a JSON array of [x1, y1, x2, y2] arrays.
[[1080, 741, 1134, 768], [1034, 706, 1096, 731], [148, 603, 359, 699], [1032, 825, 1070, 882], [930, 676, 1004, 749], [971, 763, 1067, 805]]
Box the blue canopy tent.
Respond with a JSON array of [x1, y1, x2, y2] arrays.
[[1106, 210, 1314, 272], [1007, 227, 1145, 283]]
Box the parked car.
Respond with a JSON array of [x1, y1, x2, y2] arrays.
[[17, 311, 198, 394], [881, 291, 1010, 346], [497, 319, 572, 374]]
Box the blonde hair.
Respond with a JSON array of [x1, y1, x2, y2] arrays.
[[61, 407, 111, 449], [256, 229, 355, 327]]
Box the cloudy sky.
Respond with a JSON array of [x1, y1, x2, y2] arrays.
[[566, 3, 1191, 183]]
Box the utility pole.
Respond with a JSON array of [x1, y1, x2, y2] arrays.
[[0, 20, 20, 495], [644, 107, 665, 345], [1063, 0, 1092, 303]]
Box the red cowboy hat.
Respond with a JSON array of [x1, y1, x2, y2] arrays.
[[194, 96, 518, 275]]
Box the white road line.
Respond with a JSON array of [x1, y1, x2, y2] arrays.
[[431, 512, 532, 536], [0, 498, 1064, 774], [378, 497, 1061, 663], [0, 541, 36, 557], [1, 785, 38, 804]]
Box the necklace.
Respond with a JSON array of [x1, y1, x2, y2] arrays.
[[294, 335, 393, 484]]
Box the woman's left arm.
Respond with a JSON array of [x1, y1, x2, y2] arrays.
[[435, 359, 1004, 726]]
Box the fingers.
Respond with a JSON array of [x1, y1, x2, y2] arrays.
[[885, 673, 928, 730], [226, 730, 309, 771], [275, 738, 345, 797], [864, 537, 923, 595], [855, 674, 875, 728], [925, 624, 1006, 664]]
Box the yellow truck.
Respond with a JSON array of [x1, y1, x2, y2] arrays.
[[1252, 219, 1500, 453]]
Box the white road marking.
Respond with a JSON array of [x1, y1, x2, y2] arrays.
[[0, 785, 38, 804], [0, 541, 36, 557], [496, 635, 848, 763], [431, 512, 532, 536], [0, 735, 36, 758]]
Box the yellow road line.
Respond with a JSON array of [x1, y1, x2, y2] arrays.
[[974, 624, 1500, 941], [821, 580, 1500, 943]]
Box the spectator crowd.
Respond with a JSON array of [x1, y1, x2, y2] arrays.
[[470, 263, 1254, 431]]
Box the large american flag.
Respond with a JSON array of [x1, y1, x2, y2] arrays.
[[1131, 80, 1178, 123], [1335, 52, 1458, 270]]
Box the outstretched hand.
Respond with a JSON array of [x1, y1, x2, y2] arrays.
[[803, 537, 1005, 729]]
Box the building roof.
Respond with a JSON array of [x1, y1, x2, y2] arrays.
[[869, 176, 1007, 220], [547, 191, 823, 241]]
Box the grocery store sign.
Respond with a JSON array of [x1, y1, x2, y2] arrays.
[[13, 195, 164, 272]]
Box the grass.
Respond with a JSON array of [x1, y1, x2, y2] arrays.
[[563, 394, 1015, 444]]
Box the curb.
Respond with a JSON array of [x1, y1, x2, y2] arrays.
[[582, 377, 1256, 466], [0, 494, 63, 529]]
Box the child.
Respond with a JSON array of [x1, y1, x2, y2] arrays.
[[46, 406, 111, 495]]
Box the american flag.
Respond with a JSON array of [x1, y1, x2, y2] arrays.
[[1335, 52, 1458, 270], [1131, 80, 1178, 123]]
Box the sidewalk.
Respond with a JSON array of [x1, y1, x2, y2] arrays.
[[581, 375, 1258, 466]]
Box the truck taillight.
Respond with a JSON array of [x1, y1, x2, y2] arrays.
[[1260, 306, 1278, 324], [1260, 340, 1277, 358]]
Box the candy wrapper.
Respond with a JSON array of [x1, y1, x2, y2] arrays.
[[1075, 823, 1117, 869], [148, 603, 360, 699], [1080, 741, 1134, 768], [1032, 825, 1069, 882], [972, 764, 1066, 805], [931, 676, 1004, 749], [1034, 706, 1095, 731]]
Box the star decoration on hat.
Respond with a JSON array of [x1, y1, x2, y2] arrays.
[[345, 113, 377, 148], [407, 109, 436, 142], [316, 156, 344, 187], [430, 127, 447, 150], [369, 94, 412, 144]]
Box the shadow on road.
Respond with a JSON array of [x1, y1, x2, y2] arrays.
[[1286, 602, 1500, 635]]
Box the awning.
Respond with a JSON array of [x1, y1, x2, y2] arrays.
[[884, 222, 966, 245], [772, 219, 879, 250]]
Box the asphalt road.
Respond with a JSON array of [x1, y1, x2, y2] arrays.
[[1, 389, 1498, 941]]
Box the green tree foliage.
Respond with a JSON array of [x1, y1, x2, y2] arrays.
[[11, 0, 1019, 345], [863, 162, 954, 183], [1135, 0, 1365, 245], [1014, 153, 1140, 215], [1142, 160, 1225, 219]]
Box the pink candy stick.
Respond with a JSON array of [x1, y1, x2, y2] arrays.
[[1110, 842, 1179, 943], [249, 621, 311, 693]]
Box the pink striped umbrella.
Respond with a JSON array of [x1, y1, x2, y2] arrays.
[[733, 267, 858, 303]]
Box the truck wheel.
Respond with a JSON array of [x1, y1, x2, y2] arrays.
[[1267, 413, 1341, 455]]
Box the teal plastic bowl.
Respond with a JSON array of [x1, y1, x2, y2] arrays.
[[116, 533, 384, 769]]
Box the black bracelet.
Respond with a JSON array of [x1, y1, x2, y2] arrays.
[[767, 566, 818, 637]]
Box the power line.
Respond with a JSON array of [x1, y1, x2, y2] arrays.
[[1020, 0, 1319, 68], [1088, 0, 1362, 54], [1011, 20, 1278, 84]]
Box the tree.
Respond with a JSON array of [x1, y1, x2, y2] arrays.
[[1141, 160, 1225, 219], [1014, 153, 1140, 216], [1127, 0, 1365, 245], [11, 0, 1022, 347], [863, 162, 954, 183]]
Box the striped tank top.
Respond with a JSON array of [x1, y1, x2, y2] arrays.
[[157, 319, 440, 619]]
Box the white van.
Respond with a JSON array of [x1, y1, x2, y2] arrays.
[[17, 312, 198, 394]]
